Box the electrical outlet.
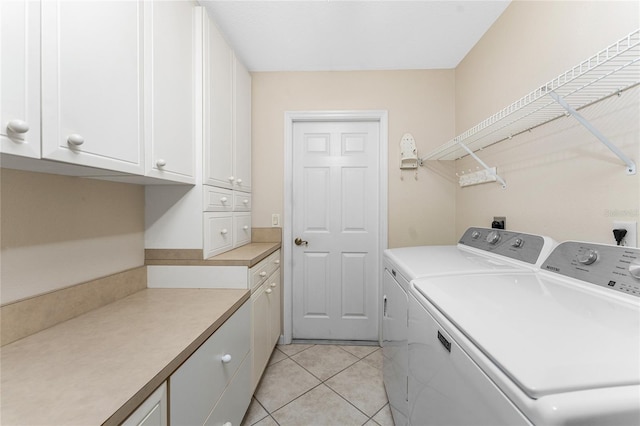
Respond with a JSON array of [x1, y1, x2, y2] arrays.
[[613, 221, 637, 247], [492, 216, 506, 230], [272, 214, 280, 227]]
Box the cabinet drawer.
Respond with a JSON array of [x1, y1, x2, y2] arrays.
[[204, 212, 233, 258], [204, 186, 233, 212], [233, 192, 251, 211], [204, 351, 252, 426], [170, 302, 250, 426], [250, 250, 281, 292]]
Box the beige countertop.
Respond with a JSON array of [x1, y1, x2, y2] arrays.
[[0, 288, 250, 426], [145, 242, 281, 267]]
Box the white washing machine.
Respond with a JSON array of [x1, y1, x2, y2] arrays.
[[409, 241, 640, 425], [382, 227, 555, 426]]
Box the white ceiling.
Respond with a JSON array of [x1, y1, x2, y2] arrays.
[[200, 0, 511, 72]]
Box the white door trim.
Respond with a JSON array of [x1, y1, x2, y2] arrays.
[[283, 110, 388, 344]]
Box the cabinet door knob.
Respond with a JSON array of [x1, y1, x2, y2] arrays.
[[236, 178, 243, 184], [220, 228, 228, 235], [220, 197, 228, 203], [222, 422, 232, 426], [228, 176, 235, 182], [243, 225, 249, 231], [7, 119, 29, 134], [243, 199, 249, 204], [156, 159, 166, 167], [221, 354, 232, 363], [265, 288, 272, 294], [259, 271, 267, 277], [67, 134, 85, 146], [270, 282, 276, 288]]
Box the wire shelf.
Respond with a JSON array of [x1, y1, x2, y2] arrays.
[[423, 29, 640, 161]]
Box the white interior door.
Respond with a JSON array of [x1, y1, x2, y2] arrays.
[[292, 120, 380, 340]]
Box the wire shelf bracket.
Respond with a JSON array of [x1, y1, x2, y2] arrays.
[[547, 90, 636, 175], [420, 28, 640, 181]]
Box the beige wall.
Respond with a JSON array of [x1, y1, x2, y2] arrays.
[[0, 169, 144, 304], [251, 70, 457, 248], [454, 0, 640, 243]]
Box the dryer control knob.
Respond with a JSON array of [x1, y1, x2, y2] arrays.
[[512, 238, 524, 248], [486, 230, 500, 244], [629, 260, 640, 279], [471, 231, 481, 239], [577, 249, 598, 265]]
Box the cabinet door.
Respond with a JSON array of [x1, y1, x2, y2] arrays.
[[203, 212, 234, 258], [0, 0, 41, 158], [41, 0, 144, 174], [204, 17, 233, 188], [251, 285, 270, 392], [267, 269, 282, 348], [143, 1, 197, 183], [233, 54, 251, 192], [233, 212, 251, 248]]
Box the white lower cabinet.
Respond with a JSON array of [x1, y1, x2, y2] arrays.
[[251, 267, 281, 392], [170, 302, 251, 426], [122, 382, 167, 426]]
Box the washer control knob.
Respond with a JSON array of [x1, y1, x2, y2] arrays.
[[471, 231, 481, 239], [577, 249, 598, 265], [629, 260, 640, 279], [486, 230, 500, 245], [512, 238, 524, 248]]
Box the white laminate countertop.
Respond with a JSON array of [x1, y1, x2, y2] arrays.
[[0, 288, 250, 426]]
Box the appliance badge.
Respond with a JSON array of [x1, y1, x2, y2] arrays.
[[437, 331, 452, 353]]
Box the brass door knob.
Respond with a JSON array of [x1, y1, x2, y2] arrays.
[[294, 237, 308, 246]]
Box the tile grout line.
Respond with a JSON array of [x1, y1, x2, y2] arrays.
[[251, 344, 389, 426]]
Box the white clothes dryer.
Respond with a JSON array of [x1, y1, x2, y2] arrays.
[[409, 241, 640, 425], [382, 227, 555, 426]]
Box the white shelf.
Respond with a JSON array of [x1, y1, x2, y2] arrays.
[[423, 29, 640, 162]]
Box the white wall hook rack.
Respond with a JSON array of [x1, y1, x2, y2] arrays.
[[419, 29, 640, 183], [400, 133, 420, 169]]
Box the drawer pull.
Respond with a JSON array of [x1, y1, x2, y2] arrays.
[[220, 197, 228, 203], [220, 228, 228, 235], [221, 354, 232, 363], [259, 271, 267, 277], [274, 259, 280, 265], [223, 422, 232, 426], [265, 288, 272, 294], [7, 119, 29, 134], [243, 225, 249, 231], [243, 199, 249, 204], [236, 178, 243, 184], [270, 282, 277, 288], [228, 176, 235, 182]]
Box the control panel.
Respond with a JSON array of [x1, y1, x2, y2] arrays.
[[541, 241, 640, 297], [458, 227, 546, 264]]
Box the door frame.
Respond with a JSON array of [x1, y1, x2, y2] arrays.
[[283, 110, 388, 344]]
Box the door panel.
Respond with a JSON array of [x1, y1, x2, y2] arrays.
[[292, 120, 380, 340]]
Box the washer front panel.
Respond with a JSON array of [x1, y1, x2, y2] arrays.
[[541, 241, 640, 297]]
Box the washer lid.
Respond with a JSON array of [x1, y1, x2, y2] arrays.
[[384, 246, 524, 281], [412, 273, 640, 399]]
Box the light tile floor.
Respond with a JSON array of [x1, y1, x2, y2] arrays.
[[241, 343, 395, 426]]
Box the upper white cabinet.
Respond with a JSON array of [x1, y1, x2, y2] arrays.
[[204, 20, 251, 192], [143, 1, 197, 183], [233, 56, 252, 193], [41, 0, 145, 175], [0, 0, 41, 159]]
